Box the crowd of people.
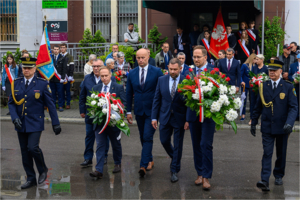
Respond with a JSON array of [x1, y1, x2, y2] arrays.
[[4, 21, 300, 192]]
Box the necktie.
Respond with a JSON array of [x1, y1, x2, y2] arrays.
[[171, 78, 177, 99], [273, 82, 277, 93], [141, 68, 145, 89], [25, 80, 29, 89], [104, 85, 108, 93], [228, 59, 231, 71], [164, 54, 168, 69]]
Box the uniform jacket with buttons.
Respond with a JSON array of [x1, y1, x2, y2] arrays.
[[252, 79, 298, 134], [8, 76, 60, 132]]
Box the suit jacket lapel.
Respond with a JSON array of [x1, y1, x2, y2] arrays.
[[109, 82, 116, 94], [166, 75, 172, 100], [272, 79, 283, 99], [173, 75, 184, 100]]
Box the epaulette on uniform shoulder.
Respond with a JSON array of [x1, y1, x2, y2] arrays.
[[284, 80, 293, 84], [14, 77, 22, 81], [37, 77, 47, 81]]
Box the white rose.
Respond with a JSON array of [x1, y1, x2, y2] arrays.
[[207, 82, 213, 87], [201, 81, 206, 86], [111, 114, 116, 120], [234, 97, 242, 109], [225, 109, 238, 121], [229, 86, 236, 95], [224, 100, 230, 106], [218, 94, 228, 104], [210, 101, 221, 112], [91, 94, 95, 98], [91, 100, 97, 106], [120, 122, 125, 127], [192, 93, 199, 100], [102, 108, 108, 114], [111, 104, 119, 111]]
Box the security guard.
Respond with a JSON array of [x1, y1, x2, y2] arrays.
[[251, 59, 298, 191], [8, 58, 61, 189]]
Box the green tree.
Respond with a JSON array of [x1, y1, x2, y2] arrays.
[[148, 24, 168, 52], [259, 16, 286, 62], [99, 43, 135, 65], [92, 30, 107, 43], [134, 24, 145, 43]]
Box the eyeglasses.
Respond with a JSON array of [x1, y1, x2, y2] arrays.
[[92, 65, 102, 68], [193, 56, 205, 60]]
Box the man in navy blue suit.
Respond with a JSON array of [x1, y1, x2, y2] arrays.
[[126, 48, 163, 177], [177, 52, 190, 76], [8, 58, 61, 189], [251, 59, 298, 191], [151, 58, 188, 182], [186, 46, 216, 190], [89, 66, 126, 179], [218, 48, 241, 93], [79, 59, 117, 168], [288, 54, 300, 120]]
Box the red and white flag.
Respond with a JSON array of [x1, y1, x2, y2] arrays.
[[209, 8, 229, 59]]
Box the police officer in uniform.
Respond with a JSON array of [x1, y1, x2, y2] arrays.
[[251, 59, 298, 191], [8, 58, 61, 189]]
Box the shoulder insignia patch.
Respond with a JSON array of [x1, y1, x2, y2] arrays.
[[47, 85, 52, 93], [293, 88, 297, 97], [37, 77, 47, 81], [284, 80, 292, 84]]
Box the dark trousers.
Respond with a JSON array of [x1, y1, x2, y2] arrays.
[[95, 126, 122, 173], [17, 131, 48, 182], [261, 133, 289, 183], [135, 114, 156, 168], [189, 118, 215, 178], [295, 84, 299, 119], [49, 82, 64, 107], [250, 90, 258, 120], [63, 81, 71, 105], [84, 123, 109, 160], [241, 87, 249, 115], [159, 114, 185, 173]]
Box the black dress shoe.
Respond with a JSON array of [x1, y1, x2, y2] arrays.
[[257, 181, 270, 191], [104, 157, 107, 164], [275, 177, 283, 185], [113, 164, 121, 173], [171, 172, 179, 183], [89, 171, 103, 179], [6, 112, 10, 115], [80, 160, 92, 167], [38, 169, 48, 184], [21, 181, 37, 189]]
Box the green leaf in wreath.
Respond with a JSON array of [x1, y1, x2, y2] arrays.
[[230, 121, 237, 134], [212, 115, 223, 124]]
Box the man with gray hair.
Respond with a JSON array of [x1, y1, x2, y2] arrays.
[[106, 58, 115, 72], [114, 52, 131, 91], [177, 52, 190, 75], [84, 54, 97, 76]]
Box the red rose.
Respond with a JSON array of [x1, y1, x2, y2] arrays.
[[115, 72, 119, 76], [222, 74, 226, 79], [225, 77, 230, 82], [186, 75, 191, 80], [204, 68, 208, 72], [118, 70, 122, 75], [117, 99, 121, 104], [188, 68, 193, 72], [113, 100, 118, 105], [117, 77, 121, 81], [255, 81, 259, 85], [214, 68, 219, 72], [101, 93, 105, 97], [210, 70, 216, 75], [111, 93, 116, 97], [192, 89, 195, 93], [178, 89, 182, 93], [250, 84, 254, 87], [115, 76, 118, 79], [98, 93, 101, 97]]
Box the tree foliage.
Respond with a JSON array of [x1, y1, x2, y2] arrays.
[[148, 24, 168, 52], [99, 43, 136, 65]]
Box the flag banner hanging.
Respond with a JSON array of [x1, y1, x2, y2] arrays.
[[209, 8, 229, 59], [36, 26, 55, 81]]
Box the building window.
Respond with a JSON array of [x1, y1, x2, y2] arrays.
[[118, 0, 138, 42], [0, 0, 17, 42], [92, 0, 111, 42], [193, 13, 213, 31]]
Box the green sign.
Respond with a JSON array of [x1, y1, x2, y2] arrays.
[[42, 0, 68, 9]]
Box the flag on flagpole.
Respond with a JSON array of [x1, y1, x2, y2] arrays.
[[35, 25, 55, 81], [209, 8, 229, 59]]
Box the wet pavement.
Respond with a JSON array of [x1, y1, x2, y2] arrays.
[[1, 121, 299, 199]]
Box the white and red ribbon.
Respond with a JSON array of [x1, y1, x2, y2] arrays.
[[202, 38, 212, 57], [238, 39, 250, 57], [99, 92, 111, 134], [197, 78, 204, 123], [246, 29, 256, 41], [207, 77, 220, 88], [4, 64, 14, 84], [251, 75, 263, 86], [237, 31, 242, 38]]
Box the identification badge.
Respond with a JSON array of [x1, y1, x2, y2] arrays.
[[47, 85, 52, 93], [293, 88, 297, 97], [35, 92, 40, 99], [280, 93, 285, 99]]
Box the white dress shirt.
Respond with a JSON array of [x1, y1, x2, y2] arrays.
[[139, 65, 148, 84], [101, 80, 112, 93], [117, 61, 125, 70], [196, 62, 208, 75], [169, 74, 180, 94], [181, 64, 184, 72], [61, 52, 68, 57], [271, 78, 281, 89], [24, 76, 34, 86], [94, 75, 101, 84]]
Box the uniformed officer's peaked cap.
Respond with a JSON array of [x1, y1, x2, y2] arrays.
[[267, 59, 284, 70], [21, 57, 37, 68]]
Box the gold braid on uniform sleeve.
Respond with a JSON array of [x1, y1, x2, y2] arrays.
[[11, 80, 26, 115], [259, 83, 273, 115]]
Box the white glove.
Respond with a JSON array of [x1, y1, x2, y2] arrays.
[[68, 76, 74, 81], [60, 79, 65, 83], [2, 86, 5, 91]]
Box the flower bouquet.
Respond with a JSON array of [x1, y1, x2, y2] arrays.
[[293, 71, 300, 85], [178, 68, 242, 133], [113, 70, 123, 84], [86, 91, 130, 136], [249, 72, 269, 94]]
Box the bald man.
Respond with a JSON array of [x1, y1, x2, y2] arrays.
[[126, 49, 163, 178]]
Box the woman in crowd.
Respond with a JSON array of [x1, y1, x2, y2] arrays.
[[114, 52, 131, 91], [199, 30, 215, 65], [84, 54, 96, 76], [236, 30, 251, 66], [2, 54, 18, 115], [240, 53, 257, 121], [237, 21, 248, 39], [214, 50, 226, 68], [249, 54, 268, 125], [105, 58, 115, 73], [247, 20, 259, 54]]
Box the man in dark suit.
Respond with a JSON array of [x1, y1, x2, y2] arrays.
[[288, 54, 300, 120], [226, 25, 237, 49], [50, 45, 67, 112], [8, 58, 61, 189], [186, 46, 216, 190], [251, 59, 298, 191], [173, 27, 191, 65], [126, 49, 163, 177], [218, 48, 241, 93], [89, 66, 126, 179], [134, 48, 155, 68], [151, 58, 188, 182], [79, 59, 117, 168], [177, 52, 190, 76]]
